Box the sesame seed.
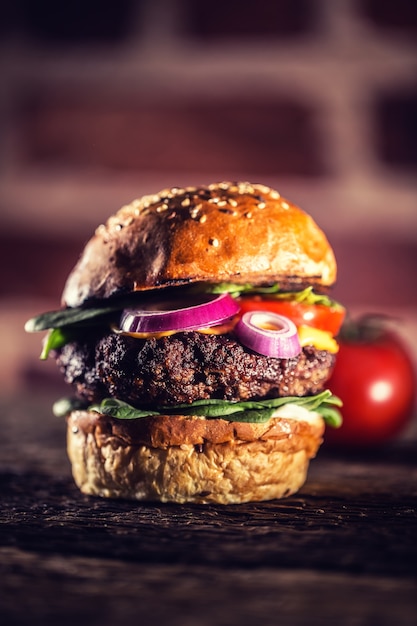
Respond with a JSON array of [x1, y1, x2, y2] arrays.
[[190, 204, 203, 219], [244, 211, 252, 219], [199, 214, 207, 223], [255, 184, 271, 195], [209, 237, 219, 247], [257, 202, 266, 209], [181, 197, 191, 207], [238, 182, 254, 195], [281, 201, 289, 209], [270, 190, 281, 199]]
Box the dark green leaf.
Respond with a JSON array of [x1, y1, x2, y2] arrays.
[[206, 283, 342, 308], [90, 398, 160, 420], [319, 406, 343, 428], [25, 283, 344, 335], [222, 408, 276, 423], [87, 390, 342, 427], [25, 304, 121, 333], [40, 328, 73, 360], [26, 287, 221, 333]]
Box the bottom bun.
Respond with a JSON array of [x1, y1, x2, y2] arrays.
[[67, 410, 325, 504]]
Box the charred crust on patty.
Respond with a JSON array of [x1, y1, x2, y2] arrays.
[[56, 331, 336, 408]]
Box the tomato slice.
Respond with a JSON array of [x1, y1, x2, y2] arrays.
[[237, 296, 345, 336]]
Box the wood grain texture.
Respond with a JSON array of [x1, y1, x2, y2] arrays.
[[1, 547, 416, 626], [1, 393, 416, 625]]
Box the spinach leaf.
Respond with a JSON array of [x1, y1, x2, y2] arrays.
[[40, 328, 76, 360], [25, 303, 122, 333], [90, 398, 160, 419], [87, 390, 342, 427], [206, 283, 342, 308], [25, 284, 342, 335]]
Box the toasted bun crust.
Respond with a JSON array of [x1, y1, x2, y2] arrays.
[[62, 182, 337, 308], [66, 411, 325, 504]]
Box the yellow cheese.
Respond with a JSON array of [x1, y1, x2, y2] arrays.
[[297, 325, 339, 353]]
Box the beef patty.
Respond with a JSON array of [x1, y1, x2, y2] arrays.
[[56, 330, 336, 409]]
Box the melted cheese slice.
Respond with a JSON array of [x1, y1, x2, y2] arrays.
[[297, 325, 339, 353]]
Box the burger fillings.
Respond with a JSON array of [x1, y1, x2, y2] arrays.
[[26, 181, 344, 504]]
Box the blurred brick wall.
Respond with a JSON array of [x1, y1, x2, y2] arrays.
[[0, 0, 416, 308]]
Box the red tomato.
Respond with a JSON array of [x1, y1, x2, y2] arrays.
[[238, 297, 345, 336], [326, 323, 416, 447]]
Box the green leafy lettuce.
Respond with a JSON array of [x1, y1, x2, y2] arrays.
[[25, 283, 344, 360], [87, 389, 342, 428], [208, 283, 342, 308]]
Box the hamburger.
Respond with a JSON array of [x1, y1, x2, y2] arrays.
[[26, 181, 344, 504]]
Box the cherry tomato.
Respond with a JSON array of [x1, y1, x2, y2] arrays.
[[238, 296, 345, 336], [326, 319, 416, 447]]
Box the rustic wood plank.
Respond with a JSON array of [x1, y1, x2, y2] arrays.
[[1, 465, 416, 576], [1, 393, 416, 625], [1, 546, 417, 626], [1, 393, 417, 576]]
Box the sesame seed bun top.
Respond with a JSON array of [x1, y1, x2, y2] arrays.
[[62, 181, 337, 308]]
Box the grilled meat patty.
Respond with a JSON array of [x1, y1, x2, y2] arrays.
[[56, 330, 336, 409]]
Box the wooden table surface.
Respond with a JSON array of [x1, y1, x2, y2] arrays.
[[1, 392, 416, 626]]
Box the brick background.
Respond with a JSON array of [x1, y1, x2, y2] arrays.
[[360, 0, 417, 35], [1, 0, 416, 307], [375, 88, 417, 169], [0, 0, 417, 392], [18, 91, 324, 175], [1, 0, 138, 43], [181, 0, 317, 38], [1, 232, 416, 310]]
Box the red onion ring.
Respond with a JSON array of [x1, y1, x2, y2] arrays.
[[235, 311, 301, 358], [120, 293, 240, 334]]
